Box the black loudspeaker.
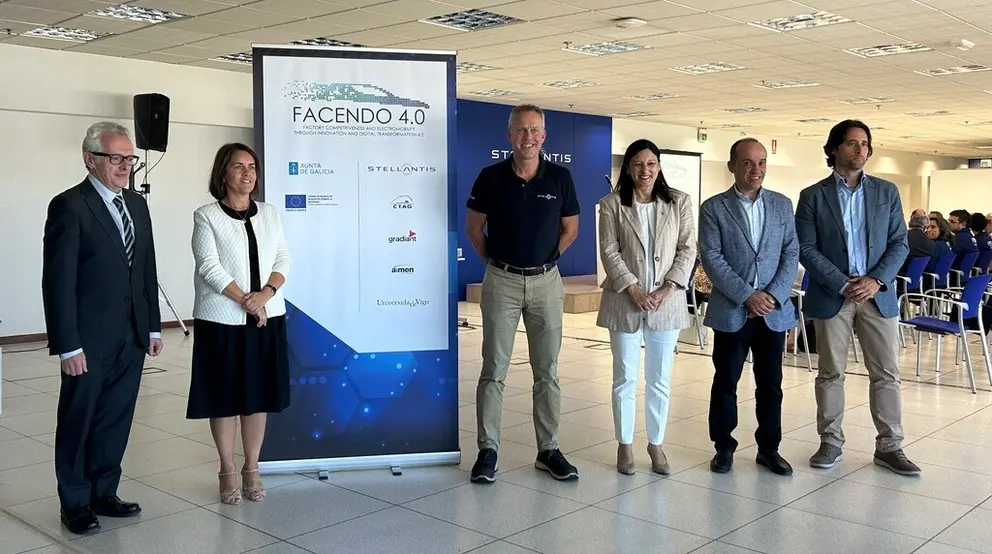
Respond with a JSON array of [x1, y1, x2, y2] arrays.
[[133, 93, 170, 152]]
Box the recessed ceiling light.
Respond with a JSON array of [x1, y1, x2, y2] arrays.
[[465, 89, 516, 98], [714, 124, 746, 129], [292, 37, 365, 48], [22, 26, 111, 42], [753, 80, 819, 89], [722, 107, 765, 114], [959, 120, 992, 126], [456, 62, 498, 73], [563, 40, 649, 56], [213, 52, 252, 64], [420, 9, 522, 32], [795, 117, 833, 123], [915, 64, 991, 76], [625, 93, 680, 100], [839, 96, 895, 105], [750, 11, 852, 33], [541, 79, 597, 89], [88, 4, 188, 23], [907, 110, 953, 117], [845, 42, 932, 57], [612, 111, 656, 118], [975, 145, 992, 150], [670, 62, 745, 75]]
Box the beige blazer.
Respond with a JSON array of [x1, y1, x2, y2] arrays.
[[596, 190, 697, 333]]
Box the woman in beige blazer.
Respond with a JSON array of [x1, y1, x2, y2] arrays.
[[597, 138, 696, 475]]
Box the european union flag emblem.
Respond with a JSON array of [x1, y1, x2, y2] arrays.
[[285, 194, 307, 209], [288, 162, 299, 175]]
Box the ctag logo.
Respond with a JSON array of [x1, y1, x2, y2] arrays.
[[391, 195, 413, 210]]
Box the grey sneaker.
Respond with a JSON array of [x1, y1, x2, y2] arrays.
[[874, 450, 921, 476], [809, 443, 843, 469]]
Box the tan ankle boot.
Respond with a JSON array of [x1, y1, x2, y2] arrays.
[[647, 444, 671, 475], [617, 443, 635, 475]]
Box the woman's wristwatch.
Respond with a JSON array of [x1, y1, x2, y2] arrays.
[[263, 284, 278, 295]]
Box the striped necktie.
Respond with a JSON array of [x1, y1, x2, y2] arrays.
[[112, 195, 134, 264]]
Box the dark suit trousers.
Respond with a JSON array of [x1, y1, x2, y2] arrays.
[[708, 317, 786, 454], [55, 334, 145, 510]]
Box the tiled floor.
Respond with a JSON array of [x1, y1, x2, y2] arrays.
[[4, 303, 992, 553]]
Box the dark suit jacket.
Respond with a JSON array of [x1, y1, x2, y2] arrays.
[[907, 228, 935, 260], [42, 178, 161, 358], [795, 174, 908, 319]]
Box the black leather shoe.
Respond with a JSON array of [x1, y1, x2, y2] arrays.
[[61, 506, 101, 535], [757, 451, 794, 476], [91, 495, 142, 518], [710, 450, 734, 474]]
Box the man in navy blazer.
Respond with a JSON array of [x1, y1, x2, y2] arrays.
[[796, 119, 919, 476], [699, 138, 798, 476]]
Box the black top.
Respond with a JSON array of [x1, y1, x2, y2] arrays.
[[466, 158, 580, 268], [978, 231, 992, 252], [219, 201, 261, 322]]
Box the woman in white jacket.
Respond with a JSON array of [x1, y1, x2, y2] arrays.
[[187, 143, 291, 505]]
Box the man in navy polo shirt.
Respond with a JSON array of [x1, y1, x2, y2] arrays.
[[465, 104, 580, 483]]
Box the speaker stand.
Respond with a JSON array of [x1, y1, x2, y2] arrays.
[[130, 159, 189, 338]]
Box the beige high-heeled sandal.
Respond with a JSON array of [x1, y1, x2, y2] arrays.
[[241, 468, 266, 502], [219, 471, 243, 505]]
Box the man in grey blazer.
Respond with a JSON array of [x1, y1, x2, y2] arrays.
[[796, 119, 919, 476], [699, 138, 798, 476]]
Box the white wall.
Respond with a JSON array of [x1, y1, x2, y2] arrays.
[[928, 168, 992, 217], [0, 43, 253, 338], [611, 119, 964, 218]]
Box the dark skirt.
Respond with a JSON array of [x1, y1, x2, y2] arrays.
[[187, 316, 290, 419]]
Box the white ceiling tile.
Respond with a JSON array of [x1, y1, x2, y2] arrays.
[[185, 34, 251, 52], [669, 0, 783, 10], [3, 0, 112, 13], [1, 34, 75, 49], [128, 0, 233, 17], [647, 12, 738, 31], [491, 0, 585, 21], [600, 1, 699, 19], [366, 0, 466, 19], [313, 8, 408, 29], [713, 0, 815, 22], [125, 25, 217, 44], [66, 14, 149, 33], [65, 42, 148, 56], [261, 19, 359, 38], [375, 21, 466, 40], [246, 0, 350, 18], [184, 58, 252, 71], [0, 5, 74, 25], [195, 7, 296, 26], [164, 16, 256, 33], [0, 19, 43, 34], [224, 28, 309, 44], [333, 29, 412, 46], [131, 51, 205, 63]]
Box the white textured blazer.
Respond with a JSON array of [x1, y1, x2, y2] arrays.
[[191, 201, 291, 325]]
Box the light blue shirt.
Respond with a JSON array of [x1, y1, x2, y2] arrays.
[[734, 185, 765, 288], [835, 171, 868, 278], [60, 176, 160, 360]]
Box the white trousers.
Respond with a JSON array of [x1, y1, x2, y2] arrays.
[[609, 327, 680, 445]]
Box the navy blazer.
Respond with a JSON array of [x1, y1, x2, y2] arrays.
[[795, 174, 908, 319], [699, 186, 798, 333]]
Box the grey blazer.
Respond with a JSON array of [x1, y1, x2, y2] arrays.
[[795, 174, 908, 319], [596, 190, 696, 333], [698, 186, 799, 333]]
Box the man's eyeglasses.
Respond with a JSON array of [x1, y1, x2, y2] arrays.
[[90, 152, 140, 166]]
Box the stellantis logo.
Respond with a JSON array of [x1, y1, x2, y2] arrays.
[[392, 195, 413, 210], [388, 231, 417, 244], [391, 265, 415, 274], [367, 164, 437, 175], [491, 150, 572, 163], [284, 81, 430, 108]]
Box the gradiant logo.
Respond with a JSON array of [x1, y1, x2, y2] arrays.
[[367, 164, 437, 175], [391, 195, 414, 210], [388, 230, 417, 244], [391, 265, 415, 274], [284, 81, 430, 109]]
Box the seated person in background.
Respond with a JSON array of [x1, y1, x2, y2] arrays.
[[930, 210, 944, 220], [691, 252, 712, 306], [911, 208, 926, 218], [906, 213, 935, 264], [972, 212, 992, 252], [949, 209, 978, 255]]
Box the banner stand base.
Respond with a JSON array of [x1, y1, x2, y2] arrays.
[[258, 450, 461, 476]]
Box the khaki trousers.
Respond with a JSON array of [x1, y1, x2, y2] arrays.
[[813, 299, 904, 453], [477, 264, 564, 452]]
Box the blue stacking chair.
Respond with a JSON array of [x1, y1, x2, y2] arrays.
[[896, 257, 930, 348], [972, 250, 992, 276], [923, 252, 957, 292], [788, 272, 813, 372], [898, 272, 992, 393], [951, 251, 980, 287]]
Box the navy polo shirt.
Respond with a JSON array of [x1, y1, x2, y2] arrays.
[[466, 158, 580, 268]]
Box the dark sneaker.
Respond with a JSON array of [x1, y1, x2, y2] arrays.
[[874, 449, 921, 476], [809, 443, 843, 469], [756, 451, 794, 476], [710, 450, 734, 474], [470, 448, 498, 483], [535, 449, 578, 481]]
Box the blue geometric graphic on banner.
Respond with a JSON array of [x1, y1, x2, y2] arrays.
[[260, 302, 459, 461]]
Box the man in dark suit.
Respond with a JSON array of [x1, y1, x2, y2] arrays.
[[905, 213, 936, 272], [698, 138, 799, 476], [42, 121, 163, 535], [796, 119, 918, 476]]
